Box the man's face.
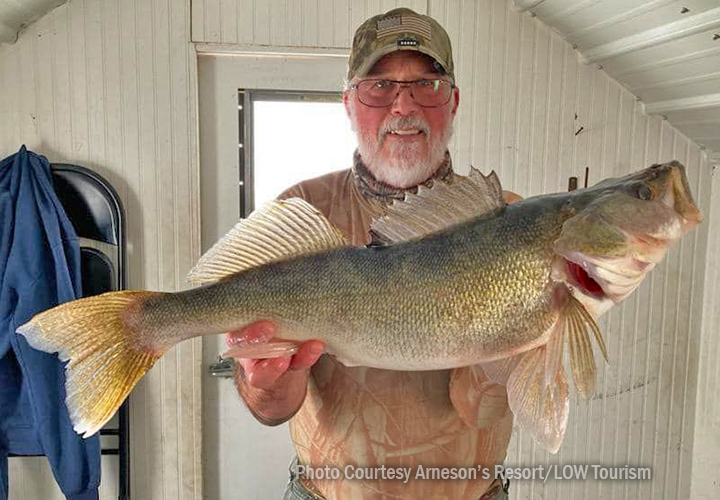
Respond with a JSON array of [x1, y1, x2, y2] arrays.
[[344, 51, 460, 188]]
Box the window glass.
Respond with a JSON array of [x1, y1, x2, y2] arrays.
[[253, 100, 358, 206]]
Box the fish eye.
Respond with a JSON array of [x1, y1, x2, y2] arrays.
[[636, 184, 653, 201]]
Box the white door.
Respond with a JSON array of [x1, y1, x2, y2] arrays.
[[197, 50, 356, 500]]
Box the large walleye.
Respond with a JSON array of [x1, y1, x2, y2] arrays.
[[17, 161, 701, 452]]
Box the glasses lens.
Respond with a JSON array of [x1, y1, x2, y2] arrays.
[[412, 80, 452, 107], [356, 80, 452, 107], [357, 80, 397, 107]]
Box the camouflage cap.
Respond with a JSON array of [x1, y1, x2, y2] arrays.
[[347, 8, 455, 83]]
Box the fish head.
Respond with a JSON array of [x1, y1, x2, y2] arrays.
[[552, 161, 702, 314], [587, 160, 702, 234]]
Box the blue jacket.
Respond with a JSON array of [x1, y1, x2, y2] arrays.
[[0, 146, 100, 500]]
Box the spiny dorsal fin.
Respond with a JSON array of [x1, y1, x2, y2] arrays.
[[188, 198, 348, 284], [370, 167, 505, 244]]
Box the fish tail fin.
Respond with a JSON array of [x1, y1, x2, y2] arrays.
[[16, 291, 166, 438]]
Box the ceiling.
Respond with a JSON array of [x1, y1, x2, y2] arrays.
[[514, 0, 720, 162], [0, 0, 66, 44]]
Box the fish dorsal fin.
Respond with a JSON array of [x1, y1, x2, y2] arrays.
[[370, 167, 505, 244], [188, 198, 348, 284]]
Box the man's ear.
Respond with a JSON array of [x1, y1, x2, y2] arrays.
[[451, 86, 460, 116], [343, 91, 352, 118]]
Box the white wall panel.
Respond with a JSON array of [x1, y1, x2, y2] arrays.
[[438, 0, 718, 498], [0, 0, 202, 499], [691, 164, 720, 500], [192, 0, 427, 46], [190, 0, 717, 499], [2, 0, 713, 499], [433, 2, 716, 500]]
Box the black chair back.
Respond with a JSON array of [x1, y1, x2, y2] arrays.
[[51, 164, 130, 500]]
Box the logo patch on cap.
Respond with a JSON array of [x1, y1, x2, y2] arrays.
[[376, 14, 432, 39], [397, 37, 419, 47]]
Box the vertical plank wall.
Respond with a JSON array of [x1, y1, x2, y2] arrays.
[[191, 0, 427, 47], [0, 0, 203, 499], [192, 1, 718, 499], [427, 2, 715, 499], [691, 164, 719, 500], [0, 0, 714, 499]]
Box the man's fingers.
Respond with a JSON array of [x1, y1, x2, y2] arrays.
[[245, 357, 291, 389], [289, 340, 326, 370], [226, 320, 275, 347]]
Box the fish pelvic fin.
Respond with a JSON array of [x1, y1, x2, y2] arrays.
[[482, 319, 569, 454], [370, 167, 505, 244], [481, 291, 607, 453], [16, 291, 165, 438], [564, 293, 609, 398], [188, 198, 348, 284]]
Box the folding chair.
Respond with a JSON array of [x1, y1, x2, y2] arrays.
[[50, 164, 130, 500]]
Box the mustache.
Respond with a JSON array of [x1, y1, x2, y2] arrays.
[[378, 116, 430, 140]]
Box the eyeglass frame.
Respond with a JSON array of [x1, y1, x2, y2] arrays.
[[348, 78, 456, 108]]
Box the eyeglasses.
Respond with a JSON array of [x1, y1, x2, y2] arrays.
[[350, 79, 455, 108]]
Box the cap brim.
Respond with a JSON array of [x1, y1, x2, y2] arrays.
[[352, 44, 453, 82]]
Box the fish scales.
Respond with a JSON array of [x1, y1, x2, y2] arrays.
[[136, 196, 569, 368]]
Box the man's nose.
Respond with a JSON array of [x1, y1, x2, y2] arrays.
[[390, 86, 420, 116]]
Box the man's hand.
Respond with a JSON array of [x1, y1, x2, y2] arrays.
[[226, 321, 325, 425], [229, 321, 325, 388]]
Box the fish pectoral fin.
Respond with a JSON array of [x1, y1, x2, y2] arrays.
[[370, 167, 506, 244], [222, 340, 301, 360], [564, 293, 609, 398], [188, 198, 348, 284], [16, 291, 165, 438]]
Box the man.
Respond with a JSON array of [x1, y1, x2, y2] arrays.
[[228, 8, 520, 499]]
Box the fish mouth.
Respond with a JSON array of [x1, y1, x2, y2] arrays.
[[668, 162, 703, 227]]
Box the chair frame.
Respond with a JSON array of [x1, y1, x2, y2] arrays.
[[50, 164, 130, 500]]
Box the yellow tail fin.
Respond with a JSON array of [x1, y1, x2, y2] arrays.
[[16, 291, 164, 438]]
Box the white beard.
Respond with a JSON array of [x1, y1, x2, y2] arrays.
[[349, 102, 454, 188]]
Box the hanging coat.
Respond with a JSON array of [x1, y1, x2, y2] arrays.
[[0, 146, 100, 500]]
